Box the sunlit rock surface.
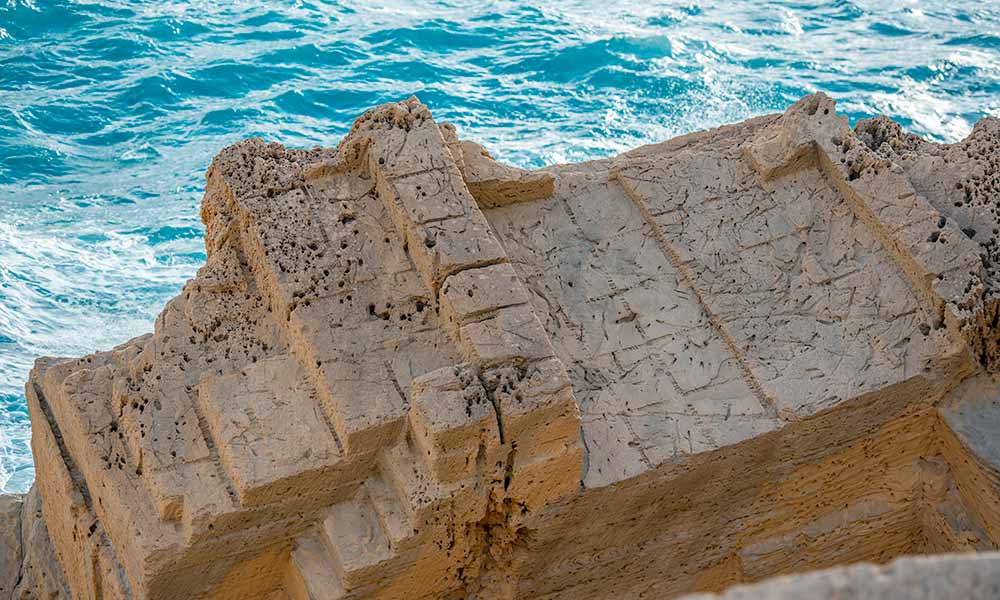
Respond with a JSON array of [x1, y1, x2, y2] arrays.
[[5, 94, 1000, 599]]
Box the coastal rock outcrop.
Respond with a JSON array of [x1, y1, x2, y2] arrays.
[[4, 93, 1000, 598]]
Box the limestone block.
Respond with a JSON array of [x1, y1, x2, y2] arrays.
[[364, 101, 454, 180], [320, 494, 392, 589], [198, 355, 343, 507], [398, 210, 508, 293], [10, 487, 72, 599], [409, 365, 501, 483], [439, 262, 531, 333], [458, 304, 555, 366], [26, 382, 94, 597], [313, 351, 408, 456], [483, 358, 579, 458], [0, 494, 22, 596], [361, 100, 509, 292], [450, 137, 556, 208], [937, 374, 1000, 545], [375, 164, 471, 225], [276, 246, 459, 457]]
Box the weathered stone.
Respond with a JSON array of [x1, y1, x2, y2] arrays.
[[441, 123, 555, 208], [439, 262, 531, 334], [0, 495, 22, 596], [7, 94, 1000, 600], [198, 355, 344, 507], [680, 553, 1000, 600]]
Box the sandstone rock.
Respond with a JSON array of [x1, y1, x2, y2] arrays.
[[5, 486, 73, 598], [680, 552, 1000, 599], [0, 495, 21, 596], [5, 94, 1000, 599], [440, 123, 555, 209]]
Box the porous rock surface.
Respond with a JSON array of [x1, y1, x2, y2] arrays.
[[4, 94, 1000, 599], [680, 552, 1000, 599]]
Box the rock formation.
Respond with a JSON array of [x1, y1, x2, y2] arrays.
[[684, 552, 1000, 599], [3, 93, 1000, 599]]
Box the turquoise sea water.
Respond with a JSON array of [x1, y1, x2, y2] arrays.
[[1, 1, 999, 493]]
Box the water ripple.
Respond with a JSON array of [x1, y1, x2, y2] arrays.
[[1, 0, 998, 492]]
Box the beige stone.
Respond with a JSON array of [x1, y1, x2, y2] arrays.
[[441, 124, 555, 208], [0, 495, 22, 596], [7, 94, 1000, 600], [680, 552, 1000, 600], [198, 355, 343, 507], [439, 262, 531, 333]]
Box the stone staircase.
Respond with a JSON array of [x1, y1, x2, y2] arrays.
[[281, 98, 584, 599], [286, 441, 466, 599], [22, 96, 583, 600]]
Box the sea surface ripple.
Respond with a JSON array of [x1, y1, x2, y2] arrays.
[[1, 0, 999, 492]]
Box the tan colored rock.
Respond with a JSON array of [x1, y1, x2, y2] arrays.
[[7, 94, 1000, 599], [680, 552, 1000, 599], [197, 355, 344, 507], [0, 495, 22, 596], [440, 123, 555, 209], [5, 487, 73, 598]]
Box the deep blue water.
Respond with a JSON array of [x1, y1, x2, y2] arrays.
[[1, 1, 998, 493]]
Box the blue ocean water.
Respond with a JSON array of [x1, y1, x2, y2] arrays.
[[1, 1, 998, 493]]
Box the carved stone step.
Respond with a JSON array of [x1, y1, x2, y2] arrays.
[[286, 531, 346, 600], [364, 475, 414, 551], [319, 494, 392, 590], [377, 439, 449, 525], [198, 355, 343, 508]]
